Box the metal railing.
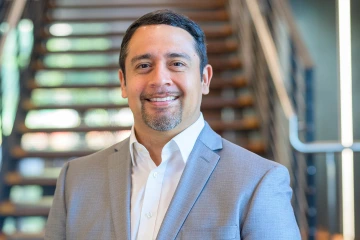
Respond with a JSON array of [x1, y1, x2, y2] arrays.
[[230, 0, 359, 239]]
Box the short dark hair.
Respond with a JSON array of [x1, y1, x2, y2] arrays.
[[119, 9, 208, 83]]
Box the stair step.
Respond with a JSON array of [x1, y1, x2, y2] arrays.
[[21, 101, 128, 111], [40, 25, 233, 39], [17, 100, 254, 132], [47, 0, 226, 9], [209, 76, 248, 89], [0, 233, 44, 240], [27, 81, 121, 89], [17, 125, 131, 133], [7, 139, 261, 186], [21, 95, 252, 111], [12, 138, 263, 159], [0, 201, 51, 217], [5, 172, 57, 186], [27, 75, 246, 90], [11, 147, 94, 158], [36, 39, 238, 55], [45, 9, 229, 23], [32, 57, 241, 71]]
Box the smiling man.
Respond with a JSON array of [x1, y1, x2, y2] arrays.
[[45, 10, 301, 240]]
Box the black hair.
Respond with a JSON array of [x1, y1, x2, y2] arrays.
[[119, 9, 208, 83]]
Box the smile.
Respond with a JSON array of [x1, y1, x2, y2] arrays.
[[148, 96, 177, 102]]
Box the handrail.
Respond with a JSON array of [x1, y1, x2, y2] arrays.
[[241, 1, 359, 238], [273, 0, 313, 68], [245, 0, 360, 153], [0, 0, 27, 64], [245, 0, 295, 120], [290, 116, 360, 153]]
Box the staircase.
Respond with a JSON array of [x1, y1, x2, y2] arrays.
[[0, 0, 264, 238]]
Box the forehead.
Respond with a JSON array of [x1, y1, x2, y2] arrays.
[[126, 24, 198, 60]]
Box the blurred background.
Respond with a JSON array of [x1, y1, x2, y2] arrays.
[[0, 0, 358, 239]]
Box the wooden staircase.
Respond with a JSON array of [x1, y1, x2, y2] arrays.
[[0, 0, 265, 238]]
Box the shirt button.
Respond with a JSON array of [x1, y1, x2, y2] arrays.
[[153, 172, 158, 178], [145, 212, 153, 219]]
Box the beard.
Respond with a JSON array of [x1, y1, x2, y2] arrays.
[[141, 91, 182, 131]]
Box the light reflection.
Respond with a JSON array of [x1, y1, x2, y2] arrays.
[[49, 23, 73, 36], [84, 109, 109, 127], [18, 19, 34, 32], [85, 108, 133, 127], [19, 217, 47, 234], [85, 130, 131, 150], [49, 132, 80, 151], [19, 158, 44, 177], [45, 54, 74, 68], [32, 88, 127, 105], [25, 109, 80, 128], [35, 71, 118, 86], [2, 217, 16, 234], [46, 39, 72, 51], [35, 71, 65, 86], [86, 131, 115, 150], [22, 133, 48, 151], [3, 217, 46, 234], [47, 38, 111, 52], [10, 186, 42, 204], [0, 22, 9, 33], [44, 54, 116, 68], [114, 130, 131, 142], [113, 108, 134, 126], [21, 131, 132, 151]]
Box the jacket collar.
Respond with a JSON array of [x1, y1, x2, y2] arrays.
[[107, 122, 223, 240], [107, 139, 132, 240], [156, 122, 223, 240]]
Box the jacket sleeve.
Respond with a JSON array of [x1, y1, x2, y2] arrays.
[[44, 162, 70, 240], [241, 164, 301, 240]]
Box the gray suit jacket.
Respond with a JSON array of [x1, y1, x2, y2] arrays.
[[45, 123, 300, 240]]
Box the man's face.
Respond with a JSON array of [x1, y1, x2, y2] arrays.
[[119, 24, 212, 134]]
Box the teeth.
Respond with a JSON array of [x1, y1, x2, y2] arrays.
[[149, 96, 176, 102]]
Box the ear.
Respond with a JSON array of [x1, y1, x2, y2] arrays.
[[119, 69, 128, 98], [201, 64, 213, 95]]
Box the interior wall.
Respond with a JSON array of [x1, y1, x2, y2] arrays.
[[351, 0, 360, 238], [290, 0, 360, 237]]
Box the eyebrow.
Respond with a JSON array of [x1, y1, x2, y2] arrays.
[[130, 53, 152, 65], [130, 52, 192, 65], [165, 52, 191, 61]]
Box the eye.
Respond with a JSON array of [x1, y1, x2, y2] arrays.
[[136, 63, 150, 69], [172, 62, 185, 67]]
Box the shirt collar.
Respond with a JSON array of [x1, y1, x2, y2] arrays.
[[129, 113, 205, 165]]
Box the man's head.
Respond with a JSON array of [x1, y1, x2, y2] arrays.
[[118, 10, 212, 135], [119, 9, 208, 81]]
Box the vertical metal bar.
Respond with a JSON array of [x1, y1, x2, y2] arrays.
[[304, 60, 316, 240], [326, 152, 336, 238]]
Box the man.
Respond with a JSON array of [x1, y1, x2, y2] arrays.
[[45, 10, 300, 240]]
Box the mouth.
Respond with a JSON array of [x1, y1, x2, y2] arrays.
[[142, 93, 180, 108], [147, 96, 178, 102]]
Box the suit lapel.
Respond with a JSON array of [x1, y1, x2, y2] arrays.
[[108, 139, 132, 240], [156, 123, 222, 240]]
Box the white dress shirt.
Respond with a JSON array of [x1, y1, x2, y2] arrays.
[[129, 114, 205, 240]]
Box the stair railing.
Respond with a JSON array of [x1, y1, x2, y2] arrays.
[[229, 0, 360, 239]]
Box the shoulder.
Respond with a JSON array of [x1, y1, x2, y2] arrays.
[[68, 137, 129, 167], [220, 138, 280, 168], [215, 138, 287, 182], [60, 137, 130, 180]]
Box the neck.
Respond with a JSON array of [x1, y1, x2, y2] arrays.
[[133, 114, 200, 165], [134, 126, 176, 166]]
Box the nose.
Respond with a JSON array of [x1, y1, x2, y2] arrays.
[[149, 64, 172, 87]]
